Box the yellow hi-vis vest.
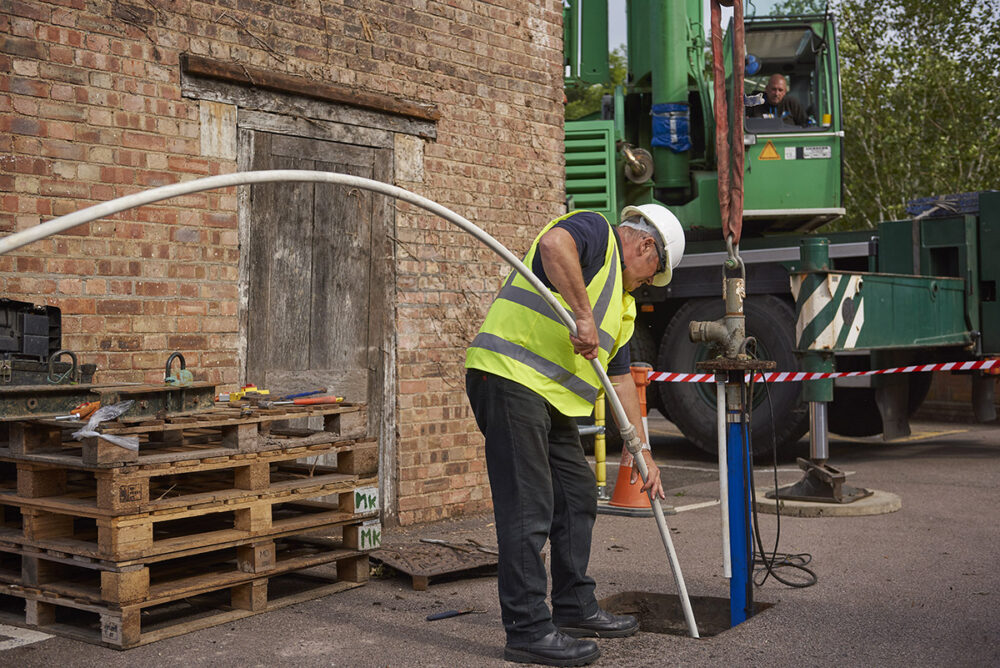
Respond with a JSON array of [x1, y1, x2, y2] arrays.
[[466, 211, 636, 417]]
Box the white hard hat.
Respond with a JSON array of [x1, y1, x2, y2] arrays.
[[620, 204, 686, 287]]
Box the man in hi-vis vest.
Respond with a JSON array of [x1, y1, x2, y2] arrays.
[[466, 204, 685, 666]]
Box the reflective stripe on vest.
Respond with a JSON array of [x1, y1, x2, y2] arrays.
[[469, 332, 599, 403]]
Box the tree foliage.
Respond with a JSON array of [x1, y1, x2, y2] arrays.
[[835, 0, 1000, 228], [765, 0, 828, 15], [771, 0, 1000, 229], [565, 47, 627, 121]]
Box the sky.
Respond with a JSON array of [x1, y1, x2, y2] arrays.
[[607, 0, 784, 49]]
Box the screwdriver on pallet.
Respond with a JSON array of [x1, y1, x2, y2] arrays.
[[278, 389, 327, 400], [257, 395, 344, 409]]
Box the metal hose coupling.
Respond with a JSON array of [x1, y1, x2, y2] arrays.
[[689, 317, 750, 360], [689, 270, 748, 359], [620, 424, 642, 455], [689, 319, 729, 346]]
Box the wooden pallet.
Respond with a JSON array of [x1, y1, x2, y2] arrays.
[[0, 473, 378, 562], [0, 400, 382, 648], [0, 531, 377, 608], [1, 403, 367, 467], [0, 541, 371, 649], [1, 437, 377, 514]]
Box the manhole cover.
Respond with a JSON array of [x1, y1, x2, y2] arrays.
[[370, 542, 497, 591]]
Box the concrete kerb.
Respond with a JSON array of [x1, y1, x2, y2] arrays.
[[752, 488, 902, 517]]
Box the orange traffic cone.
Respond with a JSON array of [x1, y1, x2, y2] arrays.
[[600, 364, 654, 517]]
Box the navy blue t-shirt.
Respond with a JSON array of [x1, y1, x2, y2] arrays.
[[530, 211, 632, 376]]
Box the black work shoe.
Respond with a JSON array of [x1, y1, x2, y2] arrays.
[[554, 608, 639, 638], [504, 630, 600, 666]]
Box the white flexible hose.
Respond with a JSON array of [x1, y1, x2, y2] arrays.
[[717, 380, 731, 578], [0, 169, 698, 637]]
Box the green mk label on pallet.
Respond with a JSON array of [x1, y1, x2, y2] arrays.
[[359, 519, 382, 550], [354, 486, 379, 513]]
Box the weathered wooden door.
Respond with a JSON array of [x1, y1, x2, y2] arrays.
[[242, 130, 393, 443]]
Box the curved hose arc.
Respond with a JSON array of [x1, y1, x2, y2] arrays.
[[0, 169, 698, 636]]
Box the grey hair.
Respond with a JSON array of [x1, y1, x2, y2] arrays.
[[619, 216, 665, 258]]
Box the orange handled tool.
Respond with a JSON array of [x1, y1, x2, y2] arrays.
[[290, 395, 343, 405], [258, 396, 343, 409], [53, 401, 101, 421]]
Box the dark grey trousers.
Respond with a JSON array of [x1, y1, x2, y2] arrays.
[[466, 370, 599, 644]]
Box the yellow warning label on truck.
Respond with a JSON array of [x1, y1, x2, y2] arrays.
[[758, 140, 780, 160]]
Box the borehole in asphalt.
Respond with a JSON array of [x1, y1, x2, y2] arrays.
[[599, 591, 775, 637]]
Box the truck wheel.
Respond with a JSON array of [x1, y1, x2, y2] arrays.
[[828, 373, 932, 437], [629, 325, 668, 418], [656, 296, 808, 457]]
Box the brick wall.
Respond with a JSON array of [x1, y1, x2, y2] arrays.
[[1, 0, 566, 525]]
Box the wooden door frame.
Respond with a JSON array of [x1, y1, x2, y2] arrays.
[[237, 121, 398, 525], [180, 65, 436, 527]]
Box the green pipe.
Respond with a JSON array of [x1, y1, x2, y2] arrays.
[[799, 238, 833, 402], [651, 0, 690, 190]]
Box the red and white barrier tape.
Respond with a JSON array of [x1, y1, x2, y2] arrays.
[[647, 358, 1000, 383]]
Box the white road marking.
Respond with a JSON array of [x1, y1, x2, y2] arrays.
[[659, 464, 717, 472], [593, 459, 803, 475], [673, 500, 720, 512], [660, 463, 802, 474], [0, 624, 53, 650], [834, 428, 967, 444]]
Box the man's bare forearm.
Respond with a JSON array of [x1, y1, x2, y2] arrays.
[[609, 372, 647, 444], [539, 227, 600, 358], [538, 227, 592, 318]]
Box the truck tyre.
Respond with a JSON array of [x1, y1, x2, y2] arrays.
[[628, 324, 668, 418], [656, 296, 808, 457], [827, 373, 932, 437]]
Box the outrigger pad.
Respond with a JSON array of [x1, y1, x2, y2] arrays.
[[767, 457, 873, 504]]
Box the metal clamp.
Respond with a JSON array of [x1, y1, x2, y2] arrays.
[[47, 349, 80, 384], [724, 235, 745, 279], [164, 351, 194, 386]]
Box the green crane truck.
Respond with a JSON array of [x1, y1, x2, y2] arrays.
[[564, 0, 999, 455]]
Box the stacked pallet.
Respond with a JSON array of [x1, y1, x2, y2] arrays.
[[0, 402, 380, 648]]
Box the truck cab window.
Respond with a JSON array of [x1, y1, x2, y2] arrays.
[[743, 27, 830, 133]]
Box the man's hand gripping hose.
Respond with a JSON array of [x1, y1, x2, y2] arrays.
[[0, 169, 699, 638], [621, 424, 665, 500]]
